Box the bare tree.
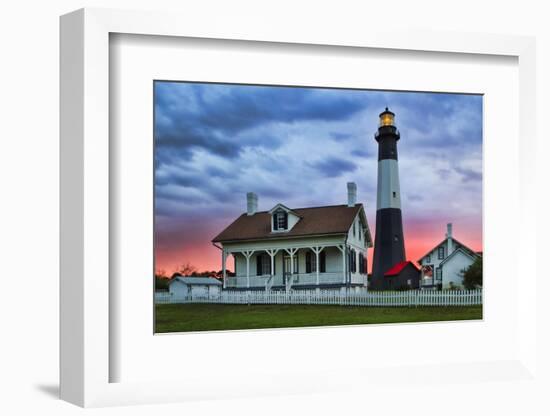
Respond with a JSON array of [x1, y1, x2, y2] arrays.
[[154, 268, 167, 279], [177, 262, 197, 276]]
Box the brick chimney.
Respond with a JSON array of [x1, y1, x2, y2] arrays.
[[247, 192, 258, 216], [446, 223, 453, 255], [347, 182, 357, 207]]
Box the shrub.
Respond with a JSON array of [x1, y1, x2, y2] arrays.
[[462, 257, 482, 289]]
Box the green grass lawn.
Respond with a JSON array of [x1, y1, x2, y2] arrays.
[[155, 303, 482, 333]]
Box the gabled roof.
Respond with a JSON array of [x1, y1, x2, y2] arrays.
[[170, 276, 222, 286], [212, 203, 372, 245], [417, 237, 478, 263], [384, 261, 419, 276], [438, 247, 479, 267], [268, 203, 301, 217]]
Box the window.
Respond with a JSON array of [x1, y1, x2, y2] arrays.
[[359, 253, 365, 274], [436, 267, 442, 280], [305, 251, 318, 273], [349, 249, 357, 273], [353, 221, 356, 237], [257, 254, 271, 275], [277, 212, 286, 229], [273, 210, 288, 231], [283, 255, 298, 276], [437, 246, 445, 259], [320, 251, 326, 273], [425, 255, 431, 263], [392, 191, 396, 198], [262, 255, 270, 275]]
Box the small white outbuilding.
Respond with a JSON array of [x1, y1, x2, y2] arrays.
[[168, 276, 222, 300]]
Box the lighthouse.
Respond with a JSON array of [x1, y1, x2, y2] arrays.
[[371, 108, 406, 289]]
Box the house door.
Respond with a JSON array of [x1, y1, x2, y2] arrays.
[[283, 255, 298, 285]]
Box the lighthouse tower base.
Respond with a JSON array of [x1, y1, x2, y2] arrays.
[[371, 209, 406, 289]]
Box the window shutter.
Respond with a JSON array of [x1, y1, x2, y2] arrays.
[[256, 255, 262, 275], [306, 252, 311, 273], [273, 214, 278, 231], [320, 251, 326, 272], [283, 213, 288, 229]]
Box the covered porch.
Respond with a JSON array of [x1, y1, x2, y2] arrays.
[[221, 244, 367, 291]]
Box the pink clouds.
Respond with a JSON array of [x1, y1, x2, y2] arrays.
[[155, 217, 482, 275]]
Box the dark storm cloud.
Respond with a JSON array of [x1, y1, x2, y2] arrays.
[[454, 165, 482, 183], [395, 92, 482, 149], [330, 132, 353, 141], [154, 82, 483, 231], [310, 157, 358, 177], [154, 82, 366, 164], [351, 149, 371, 158]]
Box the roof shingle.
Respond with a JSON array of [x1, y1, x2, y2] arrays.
[[212, 204, 364, 243]]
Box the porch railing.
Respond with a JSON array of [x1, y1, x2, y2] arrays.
[[225, 272, 367, 288]]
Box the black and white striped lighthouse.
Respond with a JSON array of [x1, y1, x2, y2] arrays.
[[371, 108, 406, 289]]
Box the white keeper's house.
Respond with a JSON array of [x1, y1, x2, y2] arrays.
[[418, 223, 481, 290], [212, 183, 372, 291]]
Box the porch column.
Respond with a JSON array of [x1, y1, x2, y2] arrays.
[[337, 244, 346, 284], [222, 250, 227, 289], [284, 248, 298, 291], [266, 249, 279, 275], [243, 250, 254, 288], [311, 246, 324, 286], [266, 249, 279, 291]]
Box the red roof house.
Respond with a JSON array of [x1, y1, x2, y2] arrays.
[[379, 261, 420, 290]]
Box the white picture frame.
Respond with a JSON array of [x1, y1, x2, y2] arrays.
[[60, 7, 538, 408]]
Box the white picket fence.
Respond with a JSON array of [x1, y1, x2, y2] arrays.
[[155, 288, 482, 307]]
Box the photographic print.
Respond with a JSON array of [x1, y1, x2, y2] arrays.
[[154, 81, 483, 333]]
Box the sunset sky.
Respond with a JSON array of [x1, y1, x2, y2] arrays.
[[154, 81, 482, 275]]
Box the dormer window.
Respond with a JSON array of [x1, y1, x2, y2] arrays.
[[273, 210, 288, 231], [269, 203, 300, 233]]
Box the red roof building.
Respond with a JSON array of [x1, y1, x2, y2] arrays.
[[376, 260, 420, 290], [384, 261, 419, 276]]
